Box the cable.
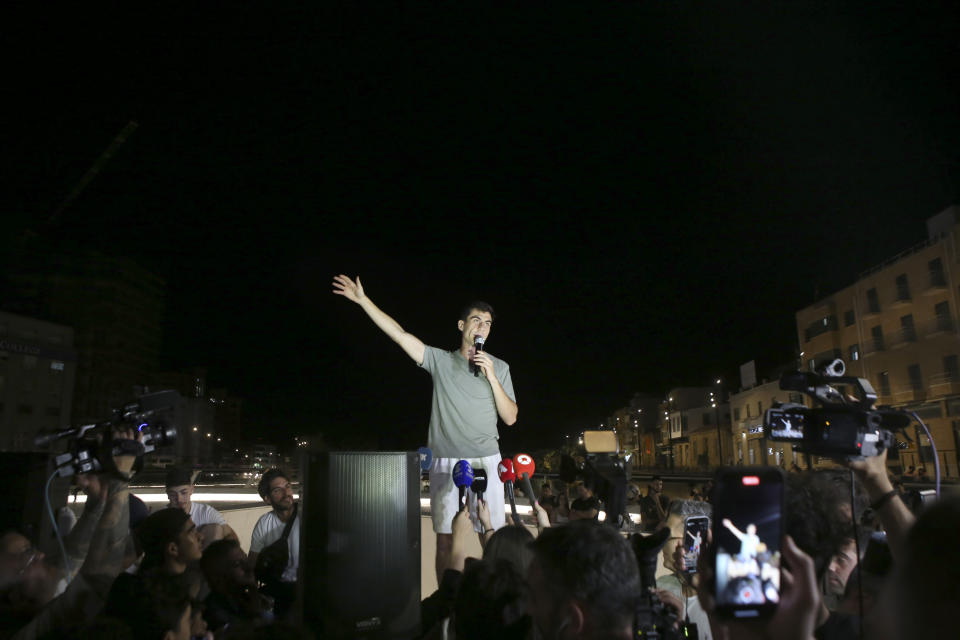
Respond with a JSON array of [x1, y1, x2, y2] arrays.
[[910, 412, 940, 499], [848, 469, 864, 640], [44, 470, 72, 584]]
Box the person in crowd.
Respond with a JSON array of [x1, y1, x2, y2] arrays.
[[821, 538, 858, 611], [916, 466, 930, 482], [538, 482, 560, 523], [657, 500, 713, 640], [248, 468, 299, 620], [640, 475, 669, 532], [452, 559, 530, 640], [101, 507, 205, 626], [526, 520, 640, 639], [165, 467, 238, 549], [701, 479, 714, 502], [69, 471, 148, 573], [900, 465, 916, 481], [568, 495, 601, 522], [886, 495, 960, 639], [200, 539, 271, 634], [333, 275, 518, 582], [1, 429, 139, 640]]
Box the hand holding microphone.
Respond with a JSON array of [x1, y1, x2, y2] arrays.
[[471, 336, 486, 377], [497, 458, 522, 526], [452, 460, 474, 510]]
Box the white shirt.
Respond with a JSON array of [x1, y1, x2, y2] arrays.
[[250, 507, 301, 583], [189, 502, 227, 528]]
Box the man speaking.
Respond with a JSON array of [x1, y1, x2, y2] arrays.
[[333, 275, 518, 580]]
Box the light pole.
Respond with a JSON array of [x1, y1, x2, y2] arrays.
[[712, 378, 724, 467]]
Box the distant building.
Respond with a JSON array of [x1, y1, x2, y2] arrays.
[[729, 379, 804, 469], [4, 240, 165, 424], [0, 311, 77, 452], [795, 205, 960, 478]]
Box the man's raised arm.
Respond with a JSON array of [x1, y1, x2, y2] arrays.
[[333, 275, 426, 365]]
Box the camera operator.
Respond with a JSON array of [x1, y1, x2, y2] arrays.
[[2, 428, 139, 640]]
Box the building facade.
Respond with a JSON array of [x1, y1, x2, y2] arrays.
[[795, 205, 960, 478], [0, 311, 77, 452], [729, 380, 805, 469]]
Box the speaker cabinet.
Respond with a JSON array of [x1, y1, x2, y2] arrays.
[[300, 451, 421, 638]]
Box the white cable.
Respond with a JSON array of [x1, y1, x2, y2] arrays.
[[44, 470, 72, 584], [910, 412, 940, 498]]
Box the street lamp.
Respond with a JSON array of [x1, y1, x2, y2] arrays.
[[713, 378, 724, 466]]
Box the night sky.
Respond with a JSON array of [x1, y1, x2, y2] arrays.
[[5, 3, 959, 453]]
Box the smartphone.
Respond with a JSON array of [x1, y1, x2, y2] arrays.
[[712, 467, 784, 619], [683, 515, 710, 573]]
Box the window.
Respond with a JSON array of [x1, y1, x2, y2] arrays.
[[849, 343, 860, 361], [867, 288, 880, 313], [945, 355, 960, 381], [804, 315, 838, 342], [908, 365, 923, 391], [50, 361, 64, 372], [788, 392, 804, 404], [901, 315, 917, 342], [757, 400, 763, 415], [844, 310, 855, 326], [871, 326, 884, 351], [878, 371, 891, 397], [895, 274, 911, 301], [935, 301, 952, 331], [929, 258, 946, 287], [703, 412, 712, 426], [734, 407, 741, 421]]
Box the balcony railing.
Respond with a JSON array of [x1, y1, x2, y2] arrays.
[[863, 336, 886, 356], [888, 326, 918, 349], [924, 316, 956, 336], [929, 372, 960, 397]]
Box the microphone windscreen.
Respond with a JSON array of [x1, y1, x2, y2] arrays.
[[497, 458, 516, 482], [452, 460, 474, 488], [474, 336, 485, 350], [418, 446, 433, 472], [513, 453, 535, 478], [471, 468, 488, 493]]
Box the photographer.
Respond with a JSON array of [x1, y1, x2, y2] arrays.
[[3, 428, 139, 640]]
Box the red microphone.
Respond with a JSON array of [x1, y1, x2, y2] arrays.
[[512, 453, 537, 504], [497, 458, 522, 526]]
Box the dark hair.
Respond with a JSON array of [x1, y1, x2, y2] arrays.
[[164, 466, 194, 488], [459, 301, 496, 322], [482, 525, 534, 574], [454, 559, 530, 640], [137, 508, 190, 569], [257, 468, 289, 498], [129, 574, 191, 640], [529, 520, 639, 633], [895, 497, 960, 637], [666, 499, 712, 522], [200, 538, 241, 586], [784, 472, 857, 580], [651, 475, 662, 481]]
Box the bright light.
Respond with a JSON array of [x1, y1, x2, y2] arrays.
[[716, 379, 721, 384], [192, 427, 198, 432], [206, 433, 212, 438]]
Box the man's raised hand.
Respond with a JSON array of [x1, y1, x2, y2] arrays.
[[332, 274, 365, 303]]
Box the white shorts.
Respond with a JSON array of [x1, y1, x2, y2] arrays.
[[429, 452, 506, 534]]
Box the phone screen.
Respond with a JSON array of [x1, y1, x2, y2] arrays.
[[713, 467, 783, 618], [683, 516, 709, 573]]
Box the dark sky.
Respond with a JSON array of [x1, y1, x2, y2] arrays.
[[4, 3, 959, 452]]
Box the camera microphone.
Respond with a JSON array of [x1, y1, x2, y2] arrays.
[[452, 460, 474, 509]]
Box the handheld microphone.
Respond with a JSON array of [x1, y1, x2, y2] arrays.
[[512, 453, 537, 503], [472, 336, 485, 376], [417, 446, 433, 473], [452, 460, 474, 509], [497, 458, 522, 526], [471, 468, 487, 502]]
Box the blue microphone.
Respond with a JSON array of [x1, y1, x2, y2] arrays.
[[452, 460, 474, 509], [418, 446, 433, 472]]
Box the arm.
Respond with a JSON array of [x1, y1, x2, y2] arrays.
[[722, 518, 744, 540], [222, 523, 239, 543], [333, 275, 426, 365], [846, 449, 914, 562], [61, 486, 108, 568], [474, 352, 518, 425], [477, 500, 494, 547], [449, 509, 477, 572]]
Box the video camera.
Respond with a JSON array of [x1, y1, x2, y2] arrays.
[[35, 390, 180, 476], [763, 359, 910, 461], [560, 431, 630, 528], [630, 527, 696, 639]]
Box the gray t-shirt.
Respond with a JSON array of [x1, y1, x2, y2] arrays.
[[420, 346, 516, 458]]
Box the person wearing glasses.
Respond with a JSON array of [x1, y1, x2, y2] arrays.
[[249, 468, 299, 619]]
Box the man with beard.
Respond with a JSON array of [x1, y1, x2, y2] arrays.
[[249, 468, 299, 620], [822, 538, 858, 611]]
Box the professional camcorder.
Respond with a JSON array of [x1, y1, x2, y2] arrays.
[[35, 389, 180, 476], [631, 528, 696, 639], [763, 359, 910, 461], [560, 430, 630, 528]]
